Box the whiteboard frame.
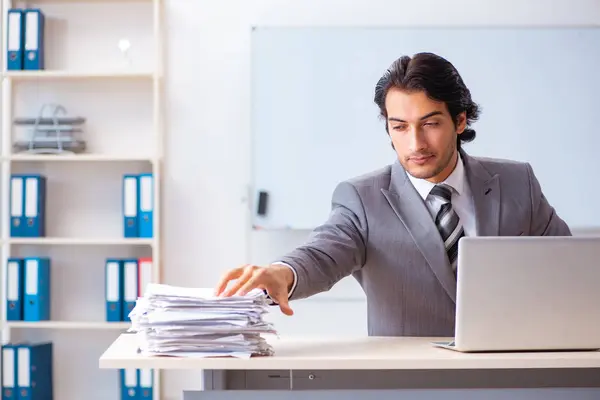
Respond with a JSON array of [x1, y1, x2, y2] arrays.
[[239, 0, 600, 301], [249, 24, 600, 229]]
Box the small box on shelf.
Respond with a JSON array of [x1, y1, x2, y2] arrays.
[[122, 173, 154, 239], [5, 8, 45, 71], [1, 342, 53, 399], [9, 174, 47, 238], [121, 369, 154, 400], [105, 257, 152, 322], [5, 257, 51, 322]]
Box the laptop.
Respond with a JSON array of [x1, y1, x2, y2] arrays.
[[432, 236, 600, 352]]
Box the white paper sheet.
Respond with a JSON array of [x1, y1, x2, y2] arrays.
[[129, 284, 277, 359]]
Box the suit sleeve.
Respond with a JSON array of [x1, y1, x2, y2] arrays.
[[276, 181, 368, 301], [526, 163, 572, 236]]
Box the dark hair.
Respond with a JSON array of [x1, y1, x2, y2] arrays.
[[374, 52, 480, 149]]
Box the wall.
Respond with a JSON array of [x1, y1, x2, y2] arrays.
[[162, 0, 600, 398]]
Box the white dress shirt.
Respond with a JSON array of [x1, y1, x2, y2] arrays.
[[406, 153, 477, 237], [278, 153, 476, 301]]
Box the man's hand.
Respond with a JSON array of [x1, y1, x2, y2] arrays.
[[214, 264, 295, 316]]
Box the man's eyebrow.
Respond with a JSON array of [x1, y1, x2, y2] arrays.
[[388, 111, 443, 123]]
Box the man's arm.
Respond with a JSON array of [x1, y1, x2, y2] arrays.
[[527, 163, 572, 236], [276, 180, 368, 301]]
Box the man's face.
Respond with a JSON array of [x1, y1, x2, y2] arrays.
[[385, 88, 466, 183]]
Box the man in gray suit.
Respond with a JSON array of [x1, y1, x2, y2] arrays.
[[215, 52, 571, 337]]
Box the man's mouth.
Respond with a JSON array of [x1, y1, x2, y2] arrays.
[[409, 155, 434, 165]]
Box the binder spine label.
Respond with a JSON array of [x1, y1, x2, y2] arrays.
[[25, 260, 38, 296], [7, 262, 19, 301], [2, 348, 15, 388]]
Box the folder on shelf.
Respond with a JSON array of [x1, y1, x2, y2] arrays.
[[10, 176, 24, 237], [16, 342, 53, 400], [120, 369, 138, 400], [105, 259, 123, 322], [6, 258, 24, 321], [23, 257, 51, 322], [23, 9, 45, 70], [139, 369, 153, 400], [2, 345, 17, 400], [137, 257, 152, 297], [122, 259, 138, 322], [23, 175, 47, 238], [6, 9, 24, 70], [123, 175, 139, 238], [138, 173, 154, 238]]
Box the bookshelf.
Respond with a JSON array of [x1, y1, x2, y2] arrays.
[[3, 237, 155, 245], [0, 0, 163, 399], [5, 321, 131, 329], [3, 70, 155, 79], [5, 154, 157, 161]]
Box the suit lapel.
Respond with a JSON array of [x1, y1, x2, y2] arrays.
[[461, 151, 500, 236], [381, 161, 457, 303]]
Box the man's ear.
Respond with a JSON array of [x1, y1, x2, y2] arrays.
[[456, 112, 467, 135]]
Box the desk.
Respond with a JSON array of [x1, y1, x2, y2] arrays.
[[99, 334, 600, 399]]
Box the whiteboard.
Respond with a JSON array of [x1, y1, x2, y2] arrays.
[[250, 27, 600, 230]]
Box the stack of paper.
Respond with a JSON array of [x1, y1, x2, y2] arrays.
[[128, 283, 277, 358]]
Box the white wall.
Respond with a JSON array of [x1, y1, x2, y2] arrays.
[[162, 0, 600, 397]]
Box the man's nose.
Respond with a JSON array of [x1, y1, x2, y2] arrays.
[[408, 127, 426, 152]]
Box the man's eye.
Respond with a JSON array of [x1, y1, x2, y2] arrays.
[[424, 122, 439, 127]]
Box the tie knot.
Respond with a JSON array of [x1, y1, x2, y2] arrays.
[[430, 184, 453, 202]]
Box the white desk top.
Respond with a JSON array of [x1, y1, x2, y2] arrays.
[[99, 334, 600, 370]]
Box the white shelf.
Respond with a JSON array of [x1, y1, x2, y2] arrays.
[[4, 237, 154, 246], [26, 0, 152, 3], [0, 0, 164, 399], [2, 70, 156, 80], [5, 321, 131, 330], [5, 154, 156, 163]]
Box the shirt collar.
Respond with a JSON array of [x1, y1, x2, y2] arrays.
[[407, 153, 465, 200]]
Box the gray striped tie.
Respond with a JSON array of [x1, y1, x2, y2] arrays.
[[430, 184, 464, 272]]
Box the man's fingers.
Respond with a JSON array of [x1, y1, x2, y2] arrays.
[[215, 265, 294, 316], [271, 291, 294, 316], [235, 275, 262, 297], [221, 267, 255, 297], [278, 299, 294, 316], [214, 265, 247, 296]]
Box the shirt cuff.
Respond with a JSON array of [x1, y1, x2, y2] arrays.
[[264, 262, 298, 304]]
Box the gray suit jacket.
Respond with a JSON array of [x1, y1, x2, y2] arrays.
[[279, 150, 572, 337]]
